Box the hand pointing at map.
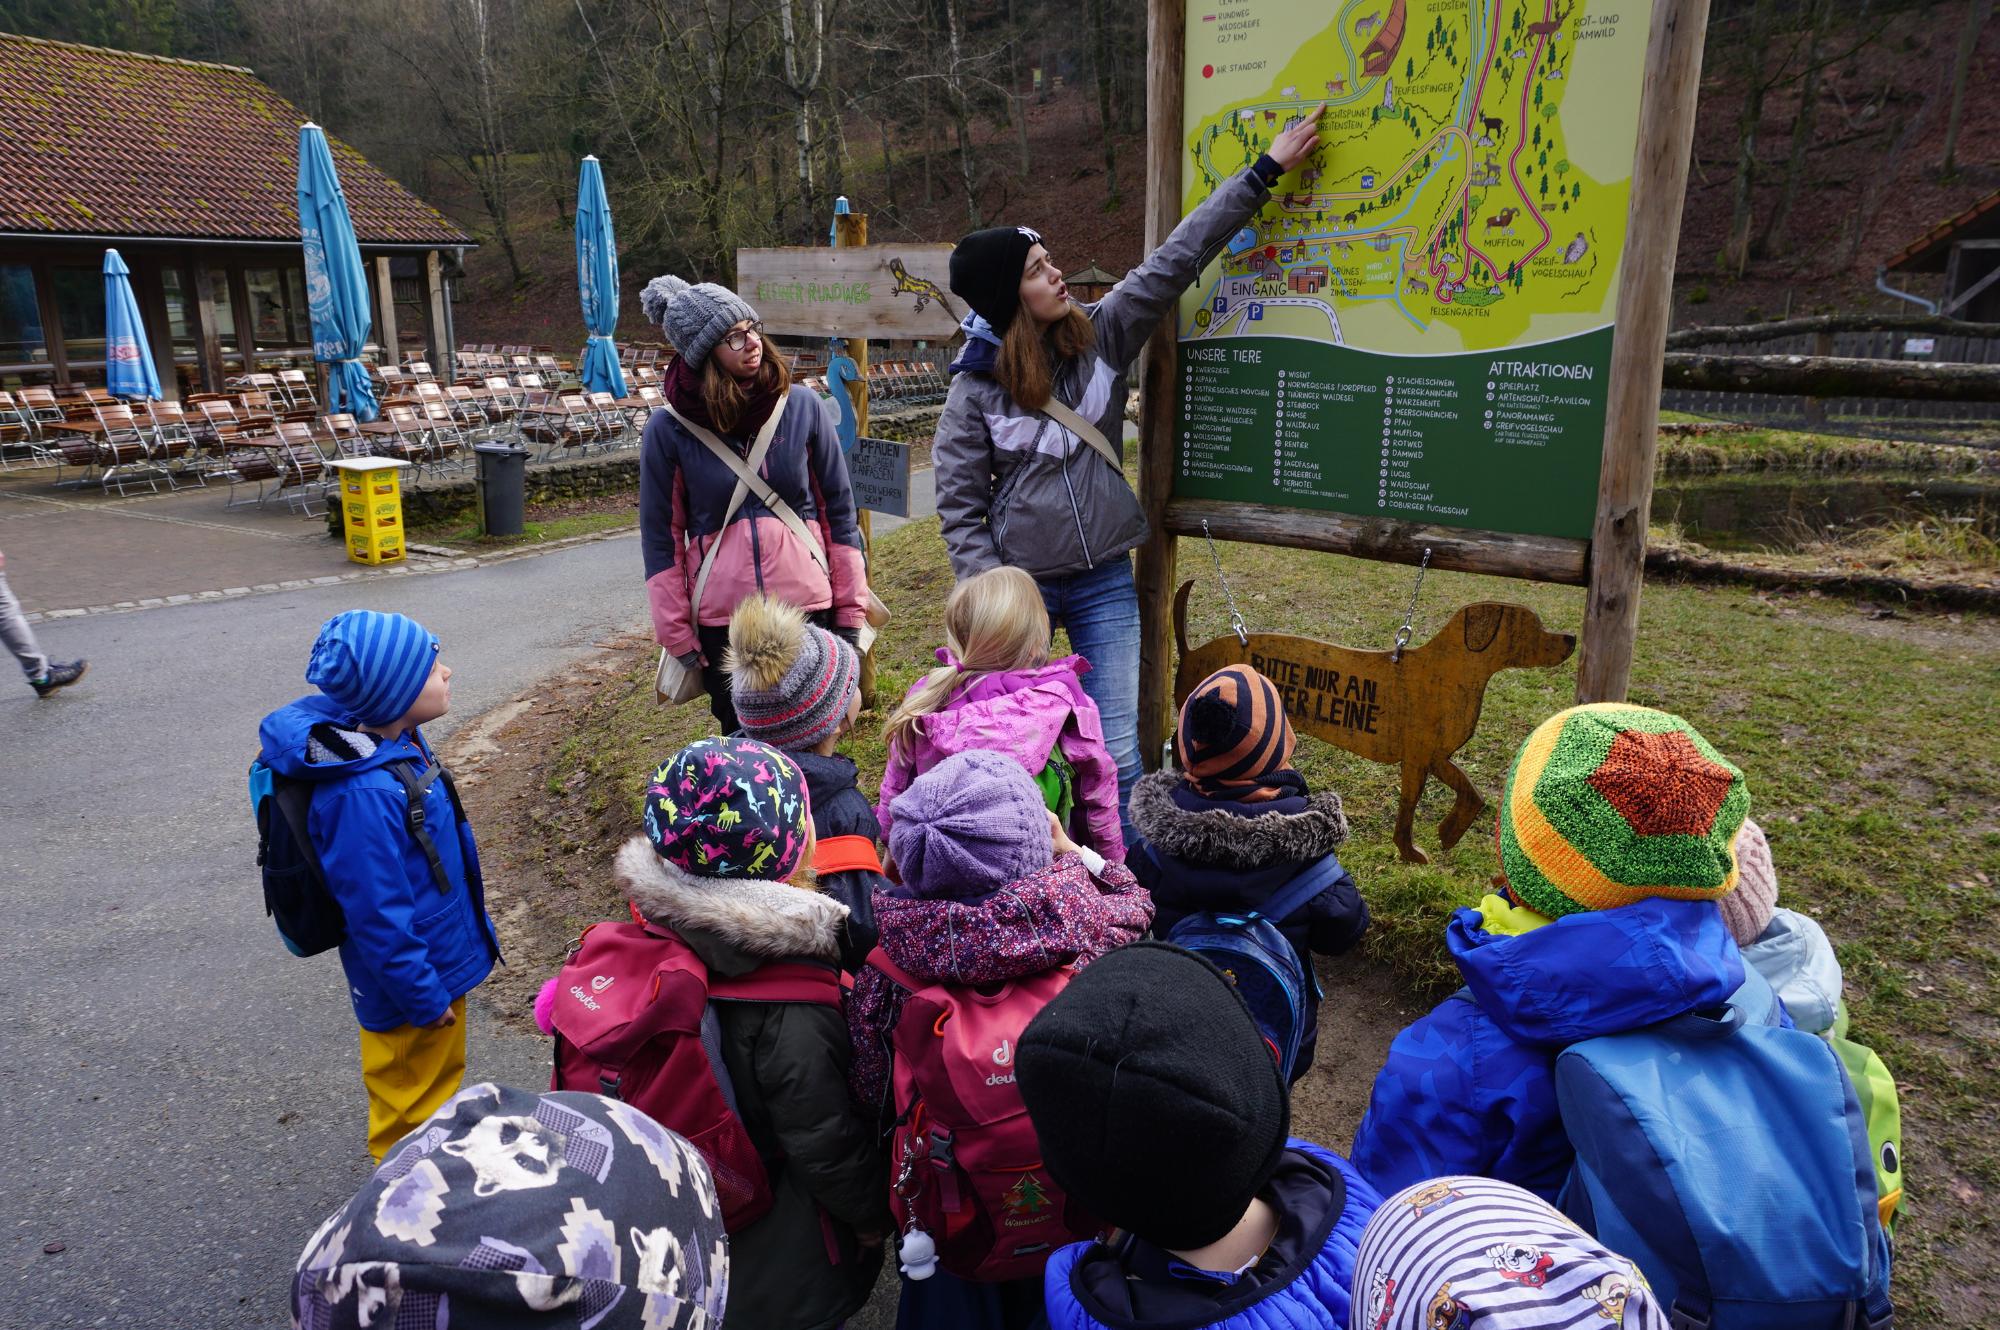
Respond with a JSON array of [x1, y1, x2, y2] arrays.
[[1268, 102, 1327, 173]]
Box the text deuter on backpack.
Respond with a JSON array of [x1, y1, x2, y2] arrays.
[[550, 917, 841, 1233], [869, 949, 1097, 1282]]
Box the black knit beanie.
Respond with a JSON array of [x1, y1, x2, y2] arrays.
[[949, 224, 1044, 335], [1015, 942, 1290, 1252]]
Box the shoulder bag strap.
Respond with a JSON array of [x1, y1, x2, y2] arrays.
[[664, 399, 787, 618], [388, 760, 454, 895], [665, 398, 830, 577], [1257, 854, 1348, 925], [1041, 395, 1124, 473]]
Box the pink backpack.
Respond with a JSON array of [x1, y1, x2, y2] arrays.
[[551, 919, 842, 1232], [870, 949, 1099, 1282]]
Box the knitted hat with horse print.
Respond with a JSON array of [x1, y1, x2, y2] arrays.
[[639, 274, 760, 371], [948, 225, 1044, 336], [292, 1082, 731, 1330], [1495, 703, 1749, 919], [643, 736, 813, 883]]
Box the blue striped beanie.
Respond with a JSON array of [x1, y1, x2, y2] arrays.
[[307, 610, 440, 725]]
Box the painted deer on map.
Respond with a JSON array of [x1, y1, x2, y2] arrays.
[[1525, 3, 1571, 37]]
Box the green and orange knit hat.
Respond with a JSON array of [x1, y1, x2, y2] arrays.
[[1495, 703, 1750, 918]]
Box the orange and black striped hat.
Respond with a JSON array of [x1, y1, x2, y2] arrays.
[[1173, 665, 1299, 803]]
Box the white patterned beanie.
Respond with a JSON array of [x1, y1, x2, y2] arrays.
[[292, 1083, 730, 1329], [639, 275, 759, 370], [1350, 1176, 1669, 1330]]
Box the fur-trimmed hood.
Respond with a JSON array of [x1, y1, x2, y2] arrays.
[[1129, 769, 1348, 868], [613, 835, 848, 964]]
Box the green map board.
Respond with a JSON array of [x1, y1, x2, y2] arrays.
[[1176, 0, 1653, 540]]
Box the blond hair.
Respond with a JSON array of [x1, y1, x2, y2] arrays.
[[994, 304, 1094, 411], [883, 566, 1052, 759]]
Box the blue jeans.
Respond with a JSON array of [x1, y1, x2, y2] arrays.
[[1038, 555, 1141, 847]]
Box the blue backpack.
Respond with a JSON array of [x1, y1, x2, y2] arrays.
[[1555, 964, 1894, 1330], [1154, 851, 1341, 1083]]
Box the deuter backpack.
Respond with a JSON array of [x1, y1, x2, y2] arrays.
[[1155, 851, 1342, 1083], [869, 949, 1096, 1283], [1554, 964, 1894, 1330], [249, 756, 463, 957], [549, 919, 842, 1233]]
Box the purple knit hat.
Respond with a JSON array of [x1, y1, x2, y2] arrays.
[[888, 751, 1052, 900]]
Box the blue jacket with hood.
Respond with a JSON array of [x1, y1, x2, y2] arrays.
[[259, 692, 499, 1032], [1044, 1139, 1380, 1330], [1350, 893, 1749, 1202]]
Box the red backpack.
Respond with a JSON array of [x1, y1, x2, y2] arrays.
[[871, 949, 1098, 1282], [550, 918, 842, 1233]]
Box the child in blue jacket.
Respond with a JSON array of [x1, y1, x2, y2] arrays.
[[1350, 703, 1753, 1202], [256, 610, 499, 1160], [1018, 942, 1382, 1330], [1130, 663, 1368, 1082]]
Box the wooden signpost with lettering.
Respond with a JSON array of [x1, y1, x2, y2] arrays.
[[1135, 0, 1712, 776], [1173, 585, 1575, 863], [739, 231, 961, 708]]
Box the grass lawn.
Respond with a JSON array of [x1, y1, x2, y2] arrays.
[[511, 496, 1996, 1320], [407, 507, 636, 550]]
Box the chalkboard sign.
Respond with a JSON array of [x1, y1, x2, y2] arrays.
[[849, 436, 912, 517]]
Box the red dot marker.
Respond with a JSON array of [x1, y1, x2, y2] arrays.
[[1202, 64, 1215, 78]]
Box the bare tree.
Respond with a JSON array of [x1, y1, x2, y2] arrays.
[[1941, 0, 1993, 177]]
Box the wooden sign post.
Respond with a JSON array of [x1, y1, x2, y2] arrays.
[[1135, 0, 1714, 765], [739, 233, 962, 711]]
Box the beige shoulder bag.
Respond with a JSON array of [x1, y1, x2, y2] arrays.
[[1041, 396, 1125, 473]]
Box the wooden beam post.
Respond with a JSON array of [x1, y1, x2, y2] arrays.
[[1134, 0, 1187, 772], [227, 266, 258, 374], [1576, 0, 1713, 703], [370, 255, 399, 368], [424, 250, 452, 380], [835, 210, 877, 711]]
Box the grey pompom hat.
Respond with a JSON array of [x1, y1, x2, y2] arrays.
[[640, 274, 760, 370]]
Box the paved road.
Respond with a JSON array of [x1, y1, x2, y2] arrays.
[[0, 535, 650, 1329]]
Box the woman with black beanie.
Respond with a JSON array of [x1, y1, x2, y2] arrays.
[[936, 108, 1323, 844]]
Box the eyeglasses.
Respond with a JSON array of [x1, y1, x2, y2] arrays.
[[724, 322, 765, 352]]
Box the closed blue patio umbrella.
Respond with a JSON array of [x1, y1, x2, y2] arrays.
[[296, 122, 380, 421], [575, 155, 627, 398], [102, 248, 161, 400]]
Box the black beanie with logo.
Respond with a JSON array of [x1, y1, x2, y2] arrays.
[[1015, 942, 1291, 1252], [948, 224, 1045, 336]]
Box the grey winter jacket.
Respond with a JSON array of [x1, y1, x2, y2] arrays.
[[933, 166, 1273, 580]]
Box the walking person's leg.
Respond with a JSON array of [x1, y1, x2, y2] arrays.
[[1040, 556, 1142, 847], [0, 563, 49, 684]]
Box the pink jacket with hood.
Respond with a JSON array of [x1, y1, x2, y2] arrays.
[[876, 655, 1125, 861]]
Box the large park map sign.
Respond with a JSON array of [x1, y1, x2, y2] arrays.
[[1176, 0, 1652, 540]]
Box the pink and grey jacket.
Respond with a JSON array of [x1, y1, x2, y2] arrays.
[[846, 852, 1153, 1112], [639, 384, 868, 659], [875, 656, 1126, 862]]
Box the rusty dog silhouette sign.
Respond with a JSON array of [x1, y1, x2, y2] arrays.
[[1174, 582, 1574, 863]]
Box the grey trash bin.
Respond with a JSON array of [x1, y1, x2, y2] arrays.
[[474, 442, 529, 537]]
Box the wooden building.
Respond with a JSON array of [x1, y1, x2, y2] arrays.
[[0, 31, 473, 398], [1883, 189, 2000, 321]]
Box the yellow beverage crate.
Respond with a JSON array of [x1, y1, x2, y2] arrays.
[[329, 458, 411, 566]]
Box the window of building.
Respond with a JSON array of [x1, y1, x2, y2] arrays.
[[0, 262, 46, 373]]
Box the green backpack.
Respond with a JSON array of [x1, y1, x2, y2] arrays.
[[1031, 746, 1077, 831], [1830, 1006, 1904, 1236]]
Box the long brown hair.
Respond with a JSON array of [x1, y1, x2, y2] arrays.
[[994, 304, 1094, 410], [701, 338, 792, 436], [882, 567, 1053, 760]]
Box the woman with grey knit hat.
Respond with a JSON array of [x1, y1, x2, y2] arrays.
[[637, 275, 869, 734]]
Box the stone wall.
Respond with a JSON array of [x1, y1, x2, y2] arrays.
[[325, 454, 641, 537]]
